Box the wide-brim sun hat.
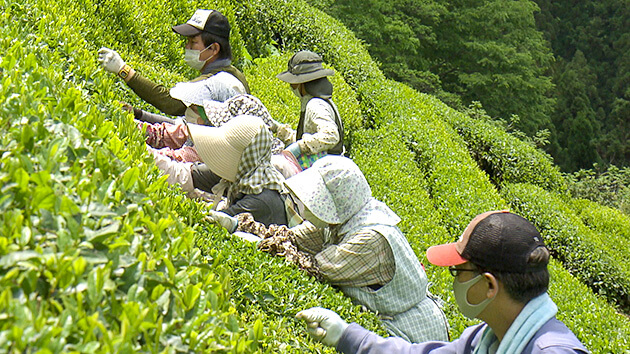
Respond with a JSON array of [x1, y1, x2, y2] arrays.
[[284, 155, 371, 224], [170, 78, 237, 107], [186, 116, 265, 182], [276, 51, 335, 84]]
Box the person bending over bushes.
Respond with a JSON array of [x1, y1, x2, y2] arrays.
[[97, 9, 249, 123], [274, 51, 345, 172], [145, 94, 295, 201], [296, 211, 589, 353], [187, 116, 287, 226], [206, 156, 449, 343]]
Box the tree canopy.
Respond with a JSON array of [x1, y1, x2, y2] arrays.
[[309, 0, 630, 172]]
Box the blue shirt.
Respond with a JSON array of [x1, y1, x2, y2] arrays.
[[337, 317, 588, 354]]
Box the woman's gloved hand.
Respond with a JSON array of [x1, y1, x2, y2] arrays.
[[97, 47, 126, 74], [295, 307, 349, 347], [205, 210, 238, 233]]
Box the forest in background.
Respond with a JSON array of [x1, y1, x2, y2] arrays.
[[307, 0, 630, 174]]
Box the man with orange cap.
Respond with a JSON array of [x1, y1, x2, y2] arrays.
[[296, 211, 588, 353]]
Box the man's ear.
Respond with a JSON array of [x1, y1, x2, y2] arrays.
[[211, 43, 221, 56], [484, 273, 500, 299]]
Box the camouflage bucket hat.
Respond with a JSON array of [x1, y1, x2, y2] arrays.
[[276, 51, 335, 84]]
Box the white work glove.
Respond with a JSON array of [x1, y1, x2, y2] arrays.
[[276, 123, 294, 142], [232, 231, 262, 243], [205, 210, 238, 233], [295, 307, 349, 347], [97, 47, 126, 74]]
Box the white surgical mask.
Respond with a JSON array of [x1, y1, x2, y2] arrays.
[[184, 45, 212, 71], [452, 273, 496, 319]]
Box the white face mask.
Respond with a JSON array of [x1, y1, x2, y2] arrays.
[[184, 45, 212, 71]]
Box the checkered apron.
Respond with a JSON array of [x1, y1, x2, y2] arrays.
[[340, 224, 449, 343]]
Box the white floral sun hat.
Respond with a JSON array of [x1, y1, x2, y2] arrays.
[[284, 155, 371, 224], [203, 94, 284, 153]]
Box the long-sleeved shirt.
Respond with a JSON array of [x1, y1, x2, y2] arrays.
[[142, 121, 200, 162], [336, 318, 588, 354], [276, 97, 341, 155], [126, 62, 248, 116], [234, 214, 395, 287]]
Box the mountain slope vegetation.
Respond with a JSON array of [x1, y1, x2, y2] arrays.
[[1, 0, 629, 352]]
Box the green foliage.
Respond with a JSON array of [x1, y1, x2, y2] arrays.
[[444, 101, 566, 192], [550, 51, 602, 171], [569, 198, 630, 243], [501, 183, 630, 312], [235, 0, 385, 88], [356, 79, 505, 233], [0, 15, 255, 352], [4, 0, 630, 352], [535, 0, 630, 170], [548, 259, 630, 352], [308, 0, 556, 138], [564, 165, 630, 215]]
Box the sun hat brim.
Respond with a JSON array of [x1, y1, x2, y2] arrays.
[[276, 68, 335, 84], [426, 243, 468, 267], [284, 167, 341, 224], [170, 81, 213, 107], [172, 23, 202, 37], [186, 123, 240, 181]]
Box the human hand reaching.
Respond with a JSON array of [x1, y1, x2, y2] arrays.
[[97, 47, 126, 74], [295, 307, 349, 347], [205, 210, 238, 233]]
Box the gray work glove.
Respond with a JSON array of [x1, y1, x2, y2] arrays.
[[97, 47, 126, 74], [205, 210, 238, 233], [295, 307, 349, 347]]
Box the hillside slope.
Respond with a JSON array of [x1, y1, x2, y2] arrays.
[[1, 0, 629, 352]]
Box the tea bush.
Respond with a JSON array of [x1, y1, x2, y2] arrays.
[[569, 198, 630, 241], [4, 0, 630, 351], [0, 19, 254, 353], [501, 183, 630, 311], [443, 102, 566, 192]]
